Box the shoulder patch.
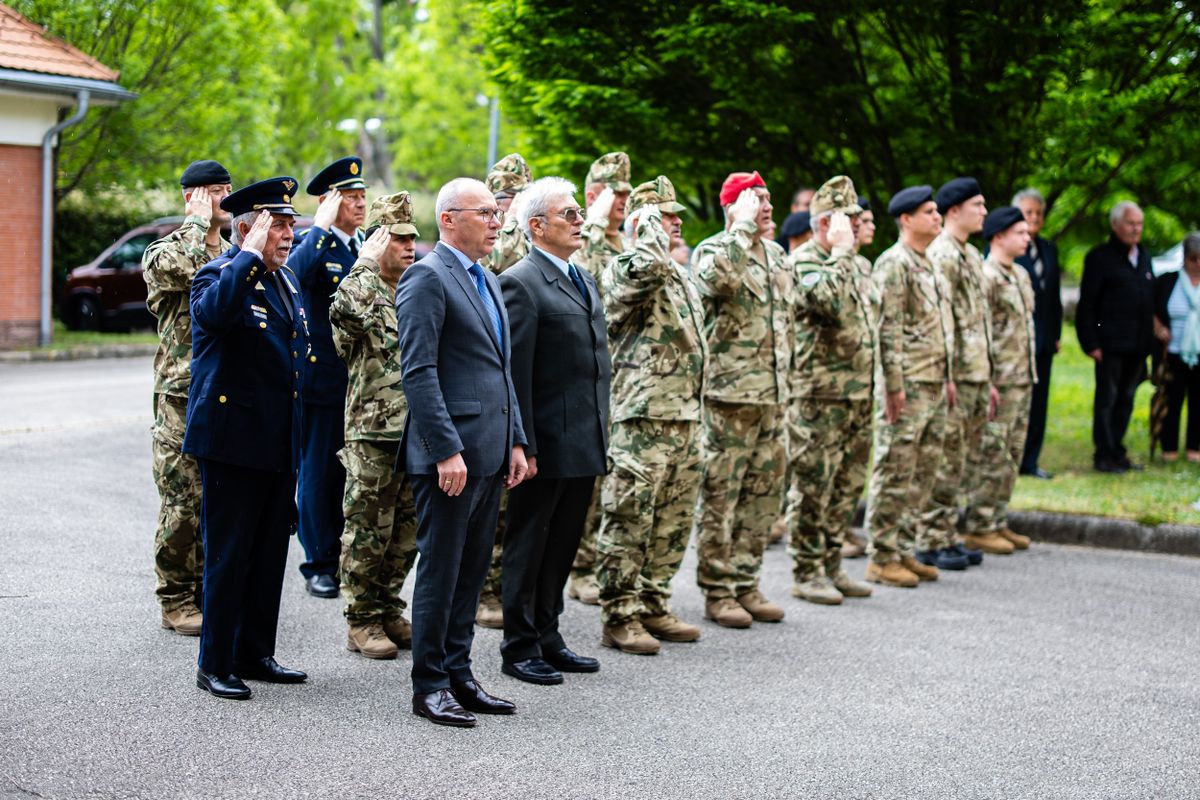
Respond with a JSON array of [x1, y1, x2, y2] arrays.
[[801, 272, 822, 288]]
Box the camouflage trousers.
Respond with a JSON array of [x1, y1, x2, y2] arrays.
[[570, 487, 601, 578], [918, 380, 989, 550], [777, 402, 802, 534], [479, 495, 507, 602], [151, 393, 203, 612], [966, 385, 1032, 533], [695, 401, 785, 600], [337, 440, 418, 624], [596, 418, 701, 626], [866, 381, 948, 564], [789, 398, 873, 581]]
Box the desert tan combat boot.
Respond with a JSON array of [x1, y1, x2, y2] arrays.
[[830, 569, 873, 598], [347, 621, 399, 660], [999, 528, 1031, 550], [568, 573, 601, 605], [382, 615, 412, 649], [475, 594, 503, 629], [738, 590, 786, 621], [161, 601, 202, 636], [768, 518, 787, 545], [601, 620, 661, 655], [791, 576, 844, 605], [840, 528, 868, 559], [900, 554, 939, 582], [865, 559, 919, 588], [963, 531, 1015, 555], [642, 612, 701, 642], [704, 597, 753, 628]]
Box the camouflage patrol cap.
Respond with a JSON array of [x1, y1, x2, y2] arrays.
[[585, 152, 633, 193], [366, 191, 419, 237], [486, 153, 532, 195], [628, 175, 686, 215], [810, 175, 863, 216]]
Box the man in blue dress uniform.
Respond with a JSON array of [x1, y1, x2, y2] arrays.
[[287, 157, 367, 598], [184, 178, 310, 700]]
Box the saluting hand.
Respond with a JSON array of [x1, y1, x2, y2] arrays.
[[186, 186, 213, 224], [828, 211, 855, 252], [313, 188, 343, 231], [729, 188, 761, 226], [359, 226, 390, 264], [241, 211, 273, 259], [585, 187, 615, 226]]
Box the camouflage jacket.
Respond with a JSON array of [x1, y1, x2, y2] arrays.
[[601, 208, 707, 423], [142, 216, 229, 398], [854, 252, 882, 324], [874, 239, 955, 392], [329, 256, 407, 442], [789, 239, 877, 400], [693, 220, 793, 406], [577, 217, 627, 288], [982, 255, 1037, 387], [482, 214, 530, 274], [927, 230, 992, 383]]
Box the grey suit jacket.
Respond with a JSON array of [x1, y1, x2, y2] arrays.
[[498, 248, 611, 479], [395, 242, 526, 476]]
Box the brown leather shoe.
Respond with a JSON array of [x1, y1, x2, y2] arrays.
[[737, 590, 786, 622], [900, 554, 938, 582], [704, 597, 753, 628], [382, 615, 412, 649], [642, 612, 701, 642], [413, 689, 476, 727], [347, 622, 398, 660], [865, 559, 919, 588], [840, 529, 868, 559], [601, 620, 661, 655], [999, 528, 1031, 550], [475, 594, 503, 629], [567, 573, 601, 605], [963, 531, 1015, 555], [162, 602, 202, 636]]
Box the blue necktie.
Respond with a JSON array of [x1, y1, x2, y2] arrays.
[[468, 263, 504, 346], [568, 262, 590, 308]]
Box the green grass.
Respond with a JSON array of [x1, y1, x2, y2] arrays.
[[33, 321, 158, 351], [1010, 324, 1200, 526]]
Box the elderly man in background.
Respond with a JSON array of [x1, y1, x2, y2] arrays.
[[1076, 201, 1155, 473]]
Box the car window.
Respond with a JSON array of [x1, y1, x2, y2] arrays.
[[108, 233, 157, 270]]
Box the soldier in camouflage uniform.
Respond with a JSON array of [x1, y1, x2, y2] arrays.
[[142, 160, 232, 635], [329, 192, 422, 660], [568, 152, 634, 606], [865, 185, 956, 588], [692, 170, 792, 628], [965, 207, 1038, 553], [597, 176, 707, 654], [918, 177, 994, 570], [786, 176, 877, 605]]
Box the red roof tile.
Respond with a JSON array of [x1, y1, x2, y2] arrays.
[[0, 3, 119, 82]]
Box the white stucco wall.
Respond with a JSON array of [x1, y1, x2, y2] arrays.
[[0, 90, 63, 146]]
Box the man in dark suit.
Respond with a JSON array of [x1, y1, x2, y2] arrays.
[[496, 177, 611, 685], [1012, 188, 1064, 479], [184, 178, 310, 700], [395, 177, 529, 727], [286, 157, 366, 599], [1076, 201, 1156, 473]]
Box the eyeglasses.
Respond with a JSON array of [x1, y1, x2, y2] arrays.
[[448, 207, 504, 223], [534, 207, 584, 224]]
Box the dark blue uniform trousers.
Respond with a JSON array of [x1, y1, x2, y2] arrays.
[[297, 402, 345, 578], [409, 471, 504, 695], [197, 459, 295, 676]]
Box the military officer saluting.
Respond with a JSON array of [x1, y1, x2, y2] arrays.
[[287, 156, 368, 599], [184, 178, 309, 700]]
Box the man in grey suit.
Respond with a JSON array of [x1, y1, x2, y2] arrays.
[[497, 177, 612, 685], [395, 177, 529, 727]]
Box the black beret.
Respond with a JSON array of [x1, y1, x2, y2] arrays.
[[888, 185, 934, 217], [982, 205, 1026, 240], [780, 211, 811, 238], [306, 156, 366, 196], [857, 195, 871, 213], [220, 176, 301, 217], [180, 159, 231, 188], [935, 176, 982, 215]]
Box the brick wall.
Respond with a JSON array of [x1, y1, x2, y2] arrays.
[[0, 143, 42, 348]]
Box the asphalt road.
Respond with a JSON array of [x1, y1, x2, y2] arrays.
[[1, 357, 1198, 800]]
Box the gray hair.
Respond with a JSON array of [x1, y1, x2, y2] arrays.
[[435, 177, 490, 226], [1109, 200, 1142, 227], [810, 210, 832, 233], [230, 211, 257, 246], [518, 176, 578, 238], [1183, 232, 1200, 260], [1011, 187, 1045, 208]]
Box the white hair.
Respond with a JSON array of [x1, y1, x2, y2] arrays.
[[810, 210, 832, 233], [518, 176, 577, 238], [435, 177, 490, 225], [230, 211, 257, 246], [1011, 187, 1045, 208], [1109, 200, 1142, 227]]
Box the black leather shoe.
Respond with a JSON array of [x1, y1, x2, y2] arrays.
[[196, 669, 251, 700], [916, 548, 968, 571], [451, 680, 516, 715], [502, 657, 564, 685], [1095, 459, 1126, 474], [413, 689, 476, 727], [949, 543, 983, 566], [1118, 456, 1144, 472], [305, 574, 339, 598], [234, 657, 307, 684], [543, 647, 600, 673]]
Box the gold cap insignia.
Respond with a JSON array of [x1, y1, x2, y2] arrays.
[[283, 179, 296, 192], [282, 194, 290, 204], [350, 162, 359, 175]]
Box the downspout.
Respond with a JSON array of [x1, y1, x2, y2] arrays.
[[40, 89, 89, 346]]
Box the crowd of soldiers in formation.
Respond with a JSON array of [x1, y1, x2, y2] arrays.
[[142, 149, 1038, 668]]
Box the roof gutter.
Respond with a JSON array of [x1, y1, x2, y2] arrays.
[[40, 89, 89, 346]]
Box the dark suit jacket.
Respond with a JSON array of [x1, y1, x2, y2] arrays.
[[1076, 234, 1156, 356], [184, 247, 307, 473], [1015, 235, 1063, 355], [286, 225, 358, 405], [395, 241, 526, 476], [498, 248, 611, 479]]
